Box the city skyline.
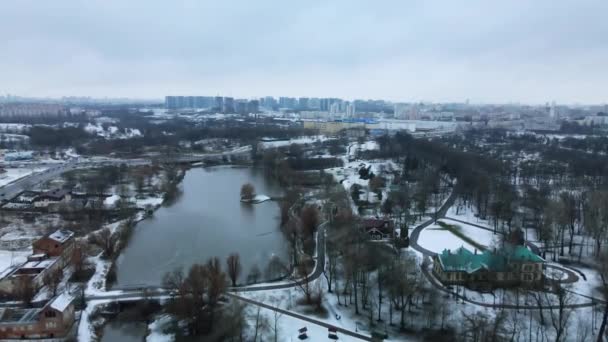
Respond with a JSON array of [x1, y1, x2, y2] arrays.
[[1, 1, 608, 104]]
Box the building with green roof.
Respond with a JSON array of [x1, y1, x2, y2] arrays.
[[432, 245, 544, 288]]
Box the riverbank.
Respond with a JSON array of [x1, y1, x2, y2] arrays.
[[82, 164, 287, 341], [79, 167, 186, 341], [113, 165, 287, 288]]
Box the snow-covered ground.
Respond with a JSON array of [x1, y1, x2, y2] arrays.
[[417, 223, 478, 253], [0, 248, 31, 278], [446, 204, 492, 226], [104, 194, 120, 208], [251, 194, 271, 203], [0, 133, 29, 142], [439, 218, 501, 248], [241, 283, 406, 341], [259, 135, 333, 148], [246, 304, 376, 342], [0, 167, 47, 187], [146, 315, 173, 342], [134, 195, 164, 209], [85, 123, 142, 140], [0, 123, 31, 133]]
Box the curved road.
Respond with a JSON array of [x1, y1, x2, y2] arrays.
[[409, 190, 600, 309]]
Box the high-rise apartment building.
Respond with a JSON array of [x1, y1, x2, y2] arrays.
[[223, 97, 235, 113], [394, 103, 408, 119], [279, 97, 297, 109], [345, 103, 356, 118], [247, 100, 259, 113], [298, 97, 309, 110], [214, 96, 223, 111], [166, 96, 215, 109]]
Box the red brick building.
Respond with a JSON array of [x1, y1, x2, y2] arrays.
[[361, 219, 394, 240], [0, 293, 75, 339], [32, 229, 74, 260]]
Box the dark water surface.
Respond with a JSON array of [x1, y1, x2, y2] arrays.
[[115, 166, 285, 287]]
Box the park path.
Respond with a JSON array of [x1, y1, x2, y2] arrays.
[[409, 188, 597, 309], [227, 293, 373, 341]]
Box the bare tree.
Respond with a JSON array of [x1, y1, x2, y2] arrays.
[[596, 250, 608, 341], [162, 259, 227, 337], [462, 310, 509, 342], [43, 267, 63, 297], [88, 228, 116, 258], [271, 310, 282, 342], [240, 183, 255, 200], [223, 301, 247, 342], [546, 284, 574, 342], [226, 253, 242, 287], [324, 239, 338, 293], [292, 262, 313, 305], [248, 264, 261, 284], [390, 255, 418, 330], [206, 257, 226, 309], [265, 255, 286, 280], [162, 268, 186, 296], [70, 239, 86, 276], [252, 306, 269, 341], [280, 217, 299, 267], [585, 191, 608, 256], [300, 205, 319, 239]]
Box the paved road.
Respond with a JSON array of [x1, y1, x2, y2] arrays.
[[0, 161, 80, 200], [420, 260, 597, 310], [230, 221, 328, 292], [410, 191, 597, 309], [408, 190, 457, 257]]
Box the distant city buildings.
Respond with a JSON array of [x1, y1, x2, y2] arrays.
[[279, 97, 297, 109], [394, 103, 408, 119], [298, 97, 309, 110], [165, 96, 215, 110], [548, 101, 557, 119], [214, 96, 223, 111], [165, 95, 259, 113], [0, 103, 67, 117], [345, 103, 356, 118], [223, 97, 235, 113]]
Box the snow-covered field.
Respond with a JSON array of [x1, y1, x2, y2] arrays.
[[439, 218, 501, 248], [0, 248, 31, 277], [246, 304, 371, 342], [259, 135, 333, 148], [0, 167, 47, 187], [241, 282, 405, 342], [85, 123, 142, 140], [417, 223, 478, 253]]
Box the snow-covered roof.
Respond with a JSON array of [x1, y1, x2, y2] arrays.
[[48, 293, 74, 312], [47, 229, 74, 243], [104, 194, 120, 207]]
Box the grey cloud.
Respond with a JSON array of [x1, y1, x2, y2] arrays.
[[0, 0, 607, 103]]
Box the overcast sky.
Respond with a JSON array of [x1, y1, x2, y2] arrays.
[[1, 1, 607, 104]]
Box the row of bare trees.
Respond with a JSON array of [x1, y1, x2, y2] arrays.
[[162, 257, 228, 337]]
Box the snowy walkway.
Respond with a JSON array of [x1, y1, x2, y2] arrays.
[[228, 293, 372, 341]]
